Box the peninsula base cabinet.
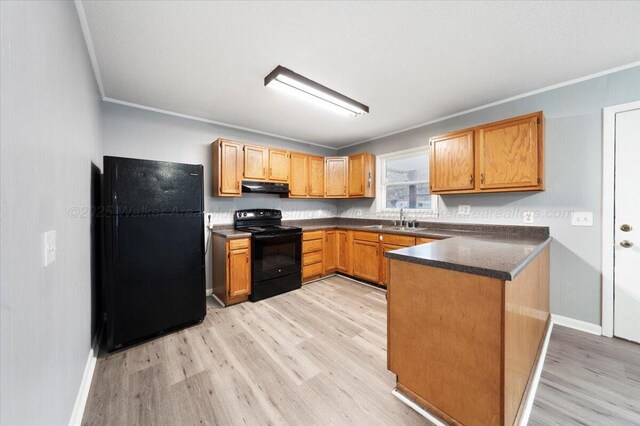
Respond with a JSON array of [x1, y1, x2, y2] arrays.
[[212, 236, 251, 306], [388, 245, 550, 426]]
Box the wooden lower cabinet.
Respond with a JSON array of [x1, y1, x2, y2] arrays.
[[336, 230, 351, 274], [303, 231, 324, 282], [213, 230, 442, 306], [323, 230, 337, 274], [352, 239, 380, 283], [212, 236, 251, 305], [380, 243, 405, 287]]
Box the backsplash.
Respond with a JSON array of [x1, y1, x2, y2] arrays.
[[205, 194, 338, 225]]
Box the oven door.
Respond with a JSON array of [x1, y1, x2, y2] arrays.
[[252, 232, 302, 283]]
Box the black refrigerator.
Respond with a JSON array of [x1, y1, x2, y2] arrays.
[[103, 156, 206, 351]]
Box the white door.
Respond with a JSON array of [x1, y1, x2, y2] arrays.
[[614, 107, 640, 343]]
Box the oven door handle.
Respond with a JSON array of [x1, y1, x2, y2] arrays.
[[252, 232, 302, 242]]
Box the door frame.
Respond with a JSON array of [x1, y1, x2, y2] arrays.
[[601, 100, 640, 337]]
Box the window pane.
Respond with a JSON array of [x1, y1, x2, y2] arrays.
[[385, 152, 429, 183], [385, 183, 431, 209]]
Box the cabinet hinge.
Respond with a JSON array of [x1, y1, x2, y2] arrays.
[[537, 177, 542, 184], [537, 117, 541, 125]]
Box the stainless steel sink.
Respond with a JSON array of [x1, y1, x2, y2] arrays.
[[362, 224, 426, 232]]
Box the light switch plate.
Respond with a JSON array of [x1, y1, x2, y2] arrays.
[[571, 211, 593, 226], [44, 230, 56, 267], [522, 211, 534, 224], [458, 205, 471, 217]]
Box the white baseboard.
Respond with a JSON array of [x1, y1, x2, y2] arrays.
[[516, 321, 553, 425], [392, 389, 447, 426], [551, 314, 601, 335], [68, 329, 101, 426]]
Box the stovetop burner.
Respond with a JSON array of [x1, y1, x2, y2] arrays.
[[233, 209, 301, 236]]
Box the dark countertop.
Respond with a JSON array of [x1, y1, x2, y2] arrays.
[[210, 229, 251, 239], [211, 218, 550, 279], [385, 235, 552, 281]]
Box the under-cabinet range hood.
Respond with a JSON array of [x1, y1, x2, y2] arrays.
[[241, 181, 289, 194]]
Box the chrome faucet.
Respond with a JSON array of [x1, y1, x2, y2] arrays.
[[399, 208, 405, 227]]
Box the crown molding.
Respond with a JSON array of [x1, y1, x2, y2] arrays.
[[339, 60, 640, 150], [102, 98, 338, 150], [74, 0, 105, 98]]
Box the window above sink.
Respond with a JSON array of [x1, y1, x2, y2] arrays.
[[376, 147, 439, 218]]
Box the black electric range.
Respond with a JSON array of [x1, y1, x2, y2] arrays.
[[234, 209, 302, 301]]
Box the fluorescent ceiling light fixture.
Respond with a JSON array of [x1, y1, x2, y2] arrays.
[[265, 65, 369, 117]]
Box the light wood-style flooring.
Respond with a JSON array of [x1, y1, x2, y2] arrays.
[[83, 276, 640, 426], [529, 324, 640, 425], [82, 276, 429, 425]]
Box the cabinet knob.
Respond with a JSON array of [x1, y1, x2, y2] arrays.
[[620, 240, 633, 248], [469, 174, 474, 184], [480, 173, 485, 184], [621, 224, 632, 232]]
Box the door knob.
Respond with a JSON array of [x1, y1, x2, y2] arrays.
[[621, 224, 632, 232], [620, 240, 633, 248]]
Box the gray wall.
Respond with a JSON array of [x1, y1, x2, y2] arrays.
[[338, 65, 640, 326], [1, 2, 103, 425], [102, 102, 339, 292]]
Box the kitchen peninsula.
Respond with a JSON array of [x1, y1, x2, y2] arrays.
[[386, 232, 551, 426]]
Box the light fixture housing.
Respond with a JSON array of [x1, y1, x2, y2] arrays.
[[264, 65, 369, 117]]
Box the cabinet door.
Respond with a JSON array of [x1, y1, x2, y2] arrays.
[[430, 130, 475, 192], [323, 230, 337, 273], [380, 243, 405, 287], [348, 154, 365, 196], [244, 145, 268, 180], [478, 115, 540, 190], [325, 157, 348, 197], [337, 230, 349, 273], [289, 153, 308, 197], [269, 149, 289, 181], [352, 239, 380, 282], [228, 247, 250, 298], [308, 156, 325, 197], [220, 141, 243, 195]]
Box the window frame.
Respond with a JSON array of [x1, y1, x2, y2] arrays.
[[376, 146, 439, 217]]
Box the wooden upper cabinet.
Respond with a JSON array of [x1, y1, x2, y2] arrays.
[[429, 111, 544, 195], [325, 157, 348, 197], [348, 153, 375, 198], [308, 156, 325, 197], [268, 149, 289, 181], [478, 113, 543, 191], [289, 152, 308, 197], [430, 130, 475, 193], [213, 139, 243, 197], [228, 241, 251, 298], [243, 145, 268, 180]]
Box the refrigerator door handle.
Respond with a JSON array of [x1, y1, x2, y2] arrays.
[[113, 215, 119, 266]]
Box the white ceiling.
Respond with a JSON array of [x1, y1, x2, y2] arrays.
[[81, 1, 640, 149]]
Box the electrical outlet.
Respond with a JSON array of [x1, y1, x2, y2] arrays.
[[44, 230, 57, 267], [458, 205, 471, 217], [522, 211, 534, 224], [571, 212, 593, 227], [355, 209, 363, 217], [206, 213, 214, 230]]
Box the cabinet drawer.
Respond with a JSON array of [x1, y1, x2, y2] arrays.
[[303, 239, 323, 253], [303, 251, 323, 266], [353, 231, 379, 242], [303, 230, 324, 241], [303, 262, 323, 279], [229, 238, 250, 250], [380, 233, 415, 246], [417, 237, 440, 245]]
